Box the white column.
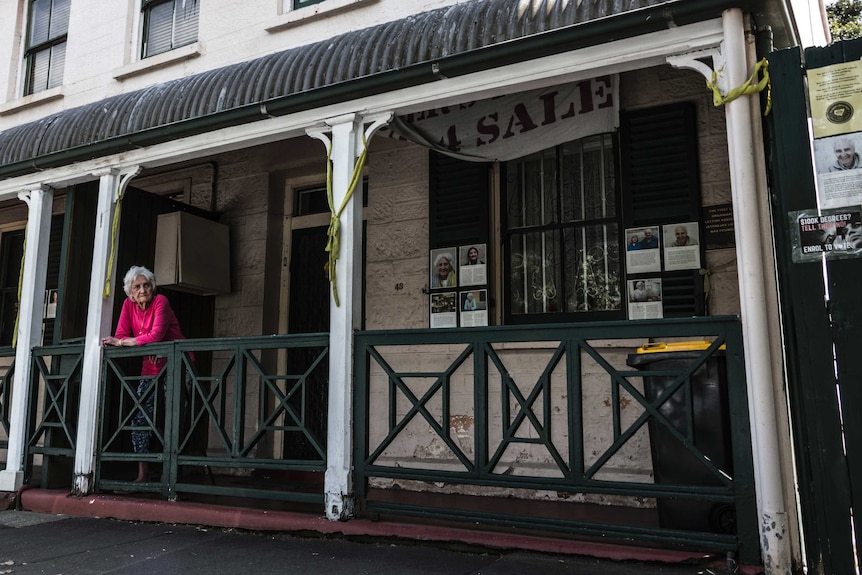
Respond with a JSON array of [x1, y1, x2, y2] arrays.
[[0, 186, 54, 492], [307, 113, 390, 520], [722, 9, 791, 573], [309, 114, 362, 520], [72, 168, 138, 495]]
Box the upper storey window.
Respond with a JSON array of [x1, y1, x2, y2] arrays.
[[141, 0, 199, 59], [293, 0, 325, 8], [24, 0, 70, 95]]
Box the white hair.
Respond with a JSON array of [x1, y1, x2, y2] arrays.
[[123, 265, 157, 297], [434, 253, 454, 267]]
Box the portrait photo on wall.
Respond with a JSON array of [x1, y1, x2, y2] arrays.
[[430, 291, 457, 328], [624, 226, 661, 274], [459, 243, 487, 287], [430, 248, 458, 289], [662, 222, 701, 271], [627, 278, 663, 320], [813, 133, 862, 209], [459, 289, 488, 327]]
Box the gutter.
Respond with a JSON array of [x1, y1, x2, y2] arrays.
[[0, 0, 756, 181]]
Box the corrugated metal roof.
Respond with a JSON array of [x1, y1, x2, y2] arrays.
[[0, 0, 723, 175]]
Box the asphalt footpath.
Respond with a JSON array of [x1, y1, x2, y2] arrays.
[[0, 489, 762, 575]]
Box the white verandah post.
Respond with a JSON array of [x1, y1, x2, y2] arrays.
[[73, 168, 139, 495], [721, 9, 791, 573], [0, 186, 54, 492], [307, 112, 390, 520]]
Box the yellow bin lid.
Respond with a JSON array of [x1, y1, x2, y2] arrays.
[[636, 341, 727, 354]]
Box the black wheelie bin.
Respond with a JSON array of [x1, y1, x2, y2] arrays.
[[626, 341, 735, 534]]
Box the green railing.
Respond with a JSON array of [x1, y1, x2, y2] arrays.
[[0, 347, 15, 448], [96, 334, 329, 503], [354, 316, 758, 562], [24, 344, 85, 485]]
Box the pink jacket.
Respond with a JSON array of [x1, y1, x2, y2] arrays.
[[114, 294, 190, 377]]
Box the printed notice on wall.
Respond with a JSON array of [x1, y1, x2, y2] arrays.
[[459, 244, 487, 287], [624, 226, 661, 274], [430, 292, 457, 328], [627, 278, 663, 320], [662, 222, 701, 271], [789, 208, 862, 262], [459, 289, 488, 327], [809, 61, 862, 139], [809, 61, 862, 209], [703, 204, 735, 249]]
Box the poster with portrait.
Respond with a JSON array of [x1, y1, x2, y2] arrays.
[[430, 248, 458, 289], [808, 61, 862, 209], [459, 289, 488, 327], [789, 208, 862, 263], [459, 243, 487, 287], [813, 134, 862, 209], [624, 226, 661, 274], [430, 292, 457, 328], [662, 222, 701, 271], [627, 278, 663, 320]]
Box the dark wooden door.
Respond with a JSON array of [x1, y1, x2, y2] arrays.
[[284, 226, 329, 460]]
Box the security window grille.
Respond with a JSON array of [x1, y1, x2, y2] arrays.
[[142, 0, 199, 59], [24, 0, 69, 96], [293, 0, 326, 8], [503, 134, 622, 322]]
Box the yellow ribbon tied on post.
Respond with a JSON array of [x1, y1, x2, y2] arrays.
[[103, 183, 125, 298], [324, 135, 368, 307], [706, 58, 772, 115]]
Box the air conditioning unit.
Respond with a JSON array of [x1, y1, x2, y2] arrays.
[[154, 211, 230, 296]]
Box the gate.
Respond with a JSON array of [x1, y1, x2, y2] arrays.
[[768, 39, 862, 574]]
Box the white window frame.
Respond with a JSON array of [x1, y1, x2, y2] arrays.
[[266, 0, 376, 32], [139, 0, 200, 60]]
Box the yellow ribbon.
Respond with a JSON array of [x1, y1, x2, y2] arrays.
[[103, 183, 124, 298], [707, 58, 772, 115], [11, 224, 27, 349], [324, 135, 368, 307]]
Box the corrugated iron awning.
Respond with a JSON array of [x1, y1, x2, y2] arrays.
[[0, 0, 775, 179]]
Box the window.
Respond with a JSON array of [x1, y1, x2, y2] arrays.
[[503, 134, 622, 322], [23, 0, 70, 96], [141, 0, 199, 59], [293, 0, 326, 8], [294, 180, 368, 217]]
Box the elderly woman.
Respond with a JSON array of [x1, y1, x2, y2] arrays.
[[102, 265, 190, 483]]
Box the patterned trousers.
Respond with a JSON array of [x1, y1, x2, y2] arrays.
[[131, 378, 157, 454]]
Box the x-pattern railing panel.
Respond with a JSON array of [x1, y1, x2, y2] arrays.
[[366, 344, 474, 472], [27, 346, 84, 454], [0, 348, 14, 440], [485, 341, 569, 478], [355, 318, 757, 556], [97, 335, 329, 502]]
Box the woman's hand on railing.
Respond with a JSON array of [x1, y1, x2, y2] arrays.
[[101, 336, 137, 347]]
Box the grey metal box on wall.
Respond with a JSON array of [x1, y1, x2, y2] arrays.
[[154, 211, 230, 295]]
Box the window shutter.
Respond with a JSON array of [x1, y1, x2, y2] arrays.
[[620, 102, 705, 317], [429, 152, 490, 248]]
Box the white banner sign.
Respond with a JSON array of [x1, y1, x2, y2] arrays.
[[382, 76, 619, 162]]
